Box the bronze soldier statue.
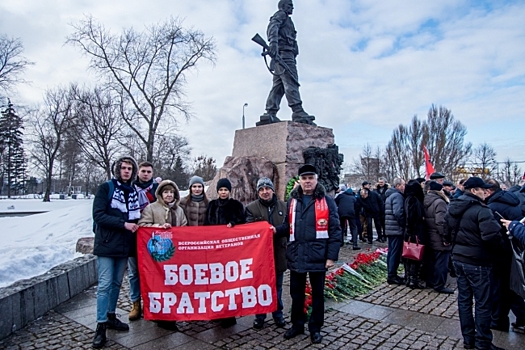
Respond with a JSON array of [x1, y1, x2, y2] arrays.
[[256, 0, 315, 126]]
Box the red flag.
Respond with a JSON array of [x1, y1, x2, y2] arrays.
[[137, 222, 277, 321], [423, 145, 435, 180]]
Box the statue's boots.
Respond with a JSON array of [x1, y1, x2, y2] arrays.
[[257, 112, 281, 126], [291, 110, 316, 126]]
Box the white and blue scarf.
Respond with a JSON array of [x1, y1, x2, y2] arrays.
[[110, 180, 141, 221]]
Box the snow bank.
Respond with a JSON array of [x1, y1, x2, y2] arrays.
[[0, 199, 93, 288]]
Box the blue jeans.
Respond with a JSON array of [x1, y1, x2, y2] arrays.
[[127, 257, 141, 302], [96, 256, 128, 323], [387, 235, 404, 279], [453, 261, 493, 349], [256, 272, 284, 321]]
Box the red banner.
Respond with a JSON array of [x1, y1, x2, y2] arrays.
[[137, 222, 277, 321], [423, 145, 435, 180]]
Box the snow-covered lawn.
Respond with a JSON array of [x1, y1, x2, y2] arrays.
[[0, 199, 93, 288]]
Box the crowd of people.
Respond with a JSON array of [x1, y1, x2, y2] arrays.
[[343, 172, 525, 350], [91, 157, 341, 348], [91, 154, 525, 349]]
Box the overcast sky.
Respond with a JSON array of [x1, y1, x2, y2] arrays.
[[1, 0, 524, 171]]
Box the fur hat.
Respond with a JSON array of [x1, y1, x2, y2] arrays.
[[111, 156, 138, 183], [155, 180, 180, 204], [257, 177, 275, 192], [189, 175, 205, 188], [216, 178, 232, 192]]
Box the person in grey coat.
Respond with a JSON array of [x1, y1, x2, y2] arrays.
[[273, 164, 341, 344], [424, 181, 453, 294], [246, 177, 287, 329], [385, 178, 406, 285]]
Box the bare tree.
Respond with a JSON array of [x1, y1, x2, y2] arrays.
[[351, 144, 386, 184], [471, 143, 497, 179], [29, 87, 75, 201], [424, 105, 471, 177], [377, 105, 471, 181], [500, 158, 522, 186], [67, 16, 216, 161], [151, 134, 191, 182], [191, 155, 217, 181], [0, 35, 33, 92], [71, 85, 123, 178]]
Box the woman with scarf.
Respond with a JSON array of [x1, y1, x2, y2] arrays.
[[180, 175, 208, 226], [205, 178, 245, 327], [404, 179, 426, 289], [138, 180, 187, 330]]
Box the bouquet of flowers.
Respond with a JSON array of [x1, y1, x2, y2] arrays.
[[322, 249, 389, 301]]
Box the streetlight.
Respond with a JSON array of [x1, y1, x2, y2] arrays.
[[242, 103, 248, 129]]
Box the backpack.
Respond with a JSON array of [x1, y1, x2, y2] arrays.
[[92, 180, 115, 233]]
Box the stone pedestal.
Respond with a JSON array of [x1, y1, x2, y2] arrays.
[[231, 121, 335, 200]]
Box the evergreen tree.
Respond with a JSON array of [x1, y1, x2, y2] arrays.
[[0, 100, 26, 197]]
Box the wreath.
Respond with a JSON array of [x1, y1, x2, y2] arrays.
[[151, 243, 175, 262], [285, 176, 299, 200]]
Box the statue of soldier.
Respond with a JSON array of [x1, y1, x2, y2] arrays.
[[258, 0, 315, 126]]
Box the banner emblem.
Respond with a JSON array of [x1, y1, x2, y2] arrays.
[[147, 231, 175, 262]]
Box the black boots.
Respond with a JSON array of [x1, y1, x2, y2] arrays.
[[92, 322, 107, 348], [106, 312, 129, 331]]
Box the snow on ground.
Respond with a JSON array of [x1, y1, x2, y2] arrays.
[[0, 199, 93, 288]]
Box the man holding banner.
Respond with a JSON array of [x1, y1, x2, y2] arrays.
[[273, 164, 342, 344], [246, 177, 287, 329]]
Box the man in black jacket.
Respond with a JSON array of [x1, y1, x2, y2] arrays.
[[246, 177, 287, 329], [274, 164, 341, 344], [335, 187, 360, 250], [92, 156, 140, 348], [374, 178, 389, 239], [484, 179, 525, 332], [358, 188, 384, 243], [445, 177, 504, 350]]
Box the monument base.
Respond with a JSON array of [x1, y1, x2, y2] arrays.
[[231, 121, 335, 200]]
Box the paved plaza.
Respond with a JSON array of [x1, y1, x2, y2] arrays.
[[1, 242, 523, 349]]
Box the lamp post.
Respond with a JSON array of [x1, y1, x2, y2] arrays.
[[242, 103, 248, 129]]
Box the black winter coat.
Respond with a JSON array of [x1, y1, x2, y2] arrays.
[[276, 184, 342, 273], [93, 181, 137, 258], [446, 192, 503, 266], [357, 189, 383, 218], [335, 189, 357, 218], [384, 188, 405, 236], [205, 198, 245, 226], [486, 188, 522, 267], [424, 191, 451, 251], [245, 195, 287, 274], [374, 184, 389, 203]]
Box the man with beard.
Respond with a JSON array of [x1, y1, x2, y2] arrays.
[[246, 177, 287, 329]]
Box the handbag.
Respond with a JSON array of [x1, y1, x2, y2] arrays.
[[509, 236, 525, 299], [402, 236, 425, 261]]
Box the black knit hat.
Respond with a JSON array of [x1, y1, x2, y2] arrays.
[[428, 181, 443, 191], [216, 178, 232, 192]]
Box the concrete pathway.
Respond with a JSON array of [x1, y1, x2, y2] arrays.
[[1, 242, 523, 349]]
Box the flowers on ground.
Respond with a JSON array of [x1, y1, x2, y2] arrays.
[[323, 249, 388, 301]]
